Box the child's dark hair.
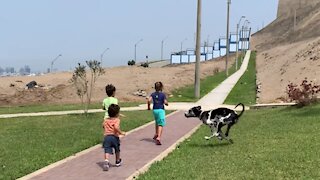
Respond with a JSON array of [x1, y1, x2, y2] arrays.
[[105, 84, 116, 97], [108, 104, 120, 118], [154, 81, 163, 92]]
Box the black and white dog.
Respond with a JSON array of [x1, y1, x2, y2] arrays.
[[184, 103, 245, 143]]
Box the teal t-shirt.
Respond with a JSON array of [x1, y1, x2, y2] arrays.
[[102, 97, 118, 118]]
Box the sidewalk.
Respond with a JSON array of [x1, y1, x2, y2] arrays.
[[19, 51, 251, 180], [0, 103, 247, 119]]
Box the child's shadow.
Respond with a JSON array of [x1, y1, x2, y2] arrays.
[[140, 138, 155, 144], [96, 161, 116, 170]]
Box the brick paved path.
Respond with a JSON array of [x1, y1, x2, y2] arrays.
[[27, 111, 201, 180]]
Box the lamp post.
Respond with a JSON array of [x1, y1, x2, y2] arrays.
[[241, 20, 250, 55], [161, 36, 168, 60], [100, 48, 110, 66], [180, 38, 188, 64], [180, 38, 188, 53], [134, 39, 143, 62], [50, 54, 62, 73], [241, 19, 249, 52], [225, 0, 231, 76], [235, 16, 245, 70], [194, 0, 201, 99]]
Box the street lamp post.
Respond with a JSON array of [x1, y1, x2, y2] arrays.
[[161, 36, 168, 60], [236, 16, 245, 70], [134, 39, 143, 62], [180, 38, 187, 64], [180, 38, 188, 53], [50, 54, 62, 73], [225, 0, 231, 76], [241, 20, 250, 56], [100, 48, 110, 66]]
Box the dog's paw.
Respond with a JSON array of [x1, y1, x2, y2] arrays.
[[204, 136, 210, 140]]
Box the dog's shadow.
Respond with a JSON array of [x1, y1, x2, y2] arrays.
[[189, 141, 231, 148]]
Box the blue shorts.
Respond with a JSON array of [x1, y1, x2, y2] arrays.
[[103, 135, 120, 154], [153, 109, 166, 126]]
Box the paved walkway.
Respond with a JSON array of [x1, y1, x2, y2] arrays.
[[0, 103, 248, 119], [18, 51, 251, 180]]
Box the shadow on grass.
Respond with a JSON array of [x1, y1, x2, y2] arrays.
[[188, 141, 231, 148]]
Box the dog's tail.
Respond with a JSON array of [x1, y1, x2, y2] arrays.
[[235, 103, 245, 118]]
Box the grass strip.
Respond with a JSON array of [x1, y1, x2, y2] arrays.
[[138, 104, 320, 179], [224, 51, 257, 105], [0, 101, 142, 115], [170, 60, 239, 102]]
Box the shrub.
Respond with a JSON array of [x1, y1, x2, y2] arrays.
[[286, 78, 320, 106], [141, 62, 149, 68], [128, 60, 135, 66]]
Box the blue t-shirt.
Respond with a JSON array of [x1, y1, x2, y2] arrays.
[[151, 91, 166, 109]]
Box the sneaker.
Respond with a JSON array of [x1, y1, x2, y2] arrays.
[[155, 139, 162, 145], [102, 160, 110, 171], [115, 159, 122, 167], [153, 135, 158, 140]]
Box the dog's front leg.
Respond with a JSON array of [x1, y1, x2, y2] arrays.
[[204, 125, 218, 140]]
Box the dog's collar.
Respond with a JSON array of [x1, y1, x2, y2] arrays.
[[199, 111, 204, 119]]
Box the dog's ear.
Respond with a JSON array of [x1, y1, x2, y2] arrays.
[[197, 106, 201, 110]]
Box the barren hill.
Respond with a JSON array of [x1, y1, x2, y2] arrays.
[[0, 57, 232, 106], [251, 0, 320, 103]]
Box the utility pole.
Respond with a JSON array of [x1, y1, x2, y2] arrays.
[[225, 0, 231, 76], [294, 9, 297, 31], [161, 36, 168, 60], [134, 39, 143, 62], [195, 0, 201, 99]]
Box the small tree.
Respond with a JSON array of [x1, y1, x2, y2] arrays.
[[70, 63, 88, 112], [286, 78, 320, 107], [70, 60, 104, 114], [86, 60, 105, 109]]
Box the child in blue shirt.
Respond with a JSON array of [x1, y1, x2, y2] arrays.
[[147, 81, 168, 145]]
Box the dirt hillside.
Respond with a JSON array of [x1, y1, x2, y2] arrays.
[[0, 57, 233, 106], [251, 0, 320, 103]]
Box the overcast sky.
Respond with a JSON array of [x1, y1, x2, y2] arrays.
[[0, 0, 278, 72]]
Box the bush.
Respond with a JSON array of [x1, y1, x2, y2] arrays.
[[141, 62, 149, 68], [128, 60, 135, 66], [286, 78, 320, 106]]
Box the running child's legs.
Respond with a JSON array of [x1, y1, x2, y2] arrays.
[[156, 125, 163, 140], [153, 109, 166, 141]]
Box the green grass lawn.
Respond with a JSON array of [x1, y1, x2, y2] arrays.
[[0, 101, 142, 115], [224, 51, 257, 105], [138, 51, 320, 179], [169, 60, 239, 102], [0, 110, 170, 179], [138, 104, 320, 179]]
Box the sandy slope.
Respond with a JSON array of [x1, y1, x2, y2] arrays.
[[0, 57, 234, 106], [251, 0, 320, 103]]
